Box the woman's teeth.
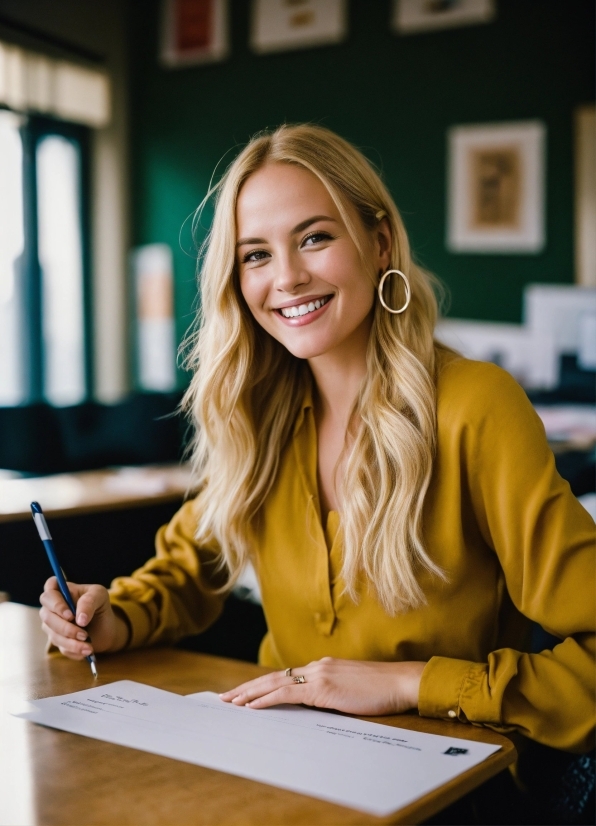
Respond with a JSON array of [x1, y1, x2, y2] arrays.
[[280, 296, 329, 318]]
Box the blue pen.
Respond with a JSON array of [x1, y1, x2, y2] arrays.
[[31, 501, 98, 678]]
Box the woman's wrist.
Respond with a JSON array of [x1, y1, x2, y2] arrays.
[[104, 611, 131, 653], [396, 661, 426, 712]]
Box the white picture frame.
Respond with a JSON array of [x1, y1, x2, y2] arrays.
[[251, 0, 347, 55], [393, 0, 495, 35], [161, 0, 229, 68], [447, 121, 546, 254]]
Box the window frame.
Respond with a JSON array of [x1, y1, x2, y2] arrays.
[[12, 111, 93, 404]]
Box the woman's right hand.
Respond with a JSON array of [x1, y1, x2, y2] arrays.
[[39, 577, 129, 659]]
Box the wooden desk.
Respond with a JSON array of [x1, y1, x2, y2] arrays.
[[0, 604, 516, 825], [0, 464, 192, 524]]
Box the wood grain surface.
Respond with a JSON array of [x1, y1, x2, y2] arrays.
[[0, 603, 516, 825], [0, 464, 191, 523]]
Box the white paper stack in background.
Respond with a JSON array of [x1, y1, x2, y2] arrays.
[[14, 680, 500, 817]]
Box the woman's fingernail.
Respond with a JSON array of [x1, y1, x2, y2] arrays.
[[82, 646, 92, 655], [62, 610, 72, 619], [76, 632, 87, 641], [77, 613, 88, 626]]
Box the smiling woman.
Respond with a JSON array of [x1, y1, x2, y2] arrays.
[[185, 126, 444, 619], [39, 125, 594, 757]]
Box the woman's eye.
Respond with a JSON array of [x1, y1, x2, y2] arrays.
[[302, 231, 333, 247], [242, 249, 270, 264]]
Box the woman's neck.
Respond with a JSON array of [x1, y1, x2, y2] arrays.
[[308, 319, 370, 427]]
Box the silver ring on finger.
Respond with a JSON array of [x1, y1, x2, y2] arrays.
[[292, 675, 306, 684]]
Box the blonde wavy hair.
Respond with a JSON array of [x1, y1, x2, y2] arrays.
[[183, 123, 448, 614]]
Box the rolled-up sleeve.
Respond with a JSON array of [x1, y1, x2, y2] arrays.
[[109, 497, 226, 649]]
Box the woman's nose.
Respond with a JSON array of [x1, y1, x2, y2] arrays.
[[273, 255, 310, 293]]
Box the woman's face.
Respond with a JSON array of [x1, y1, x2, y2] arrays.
[[236, 162, 390, 362]]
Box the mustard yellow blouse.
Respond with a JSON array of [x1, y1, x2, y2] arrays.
[[109, 357, 595, 752]]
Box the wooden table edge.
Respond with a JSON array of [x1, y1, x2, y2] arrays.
[[388, 740, 516, 824], [0, 490, 187, 523]]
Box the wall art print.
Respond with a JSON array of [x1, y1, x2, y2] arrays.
[[251, 0, 347, 54], [161, 0, 229, 67], [447, 120, 546, 254]]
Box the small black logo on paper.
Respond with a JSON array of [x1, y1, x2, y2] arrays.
[[444, 747, 469, 756]]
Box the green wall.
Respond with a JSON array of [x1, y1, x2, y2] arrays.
[[128, 0, 594, 384]]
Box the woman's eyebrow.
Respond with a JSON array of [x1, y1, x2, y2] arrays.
[[236, 215, 337, 248], [236, 235, 266, 248], [291, 215, 336, 234]]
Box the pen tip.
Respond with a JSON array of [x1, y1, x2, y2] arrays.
[[31, 501, 41, 514], [90, 660, 98, 679]]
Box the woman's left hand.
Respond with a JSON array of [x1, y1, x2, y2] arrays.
[[219, 657, 426, 716]]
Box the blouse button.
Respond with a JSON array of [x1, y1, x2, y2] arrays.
[[448, 710, 457, 718]]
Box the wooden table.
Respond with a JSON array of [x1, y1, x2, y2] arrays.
[[0, 464, 192, 524], [0, 603, 516, 826]]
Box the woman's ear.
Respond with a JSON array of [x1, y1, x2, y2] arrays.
[[374, 217, 392, 272]]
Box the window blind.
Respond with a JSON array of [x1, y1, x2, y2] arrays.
[[0, 40, 110, 128]]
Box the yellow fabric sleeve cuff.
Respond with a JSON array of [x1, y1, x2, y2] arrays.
[[419, 656, 498, 724], [109, 598, 152, 650]]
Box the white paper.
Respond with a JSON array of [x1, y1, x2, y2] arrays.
[[15, 680, 500, 817]]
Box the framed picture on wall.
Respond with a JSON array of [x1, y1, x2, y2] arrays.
[[447, 121, 546, 254], [251, 0, 347, 54], [574, 104, 596, 286], [161, 0, 229, 67], [393, 0, 495, 35]]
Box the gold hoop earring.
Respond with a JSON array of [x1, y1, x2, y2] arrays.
[[378, 269, 411, 314]]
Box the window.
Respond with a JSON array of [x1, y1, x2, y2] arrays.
[[0, 111, 24, 405], [37, 134, 86, 404], [0, 110, 90, 406]]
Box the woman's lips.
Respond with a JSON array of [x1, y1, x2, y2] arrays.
[[274, 295, 333, 326]]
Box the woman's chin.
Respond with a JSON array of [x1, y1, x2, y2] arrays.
[[278, 338, 333, 361]]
